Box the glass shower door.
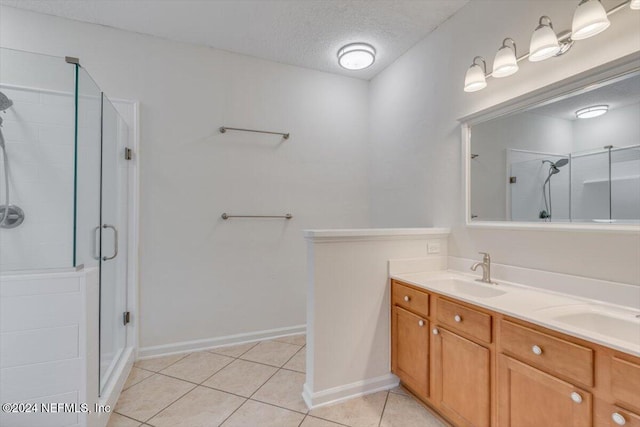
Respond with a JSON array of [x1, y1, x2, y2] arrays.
[[99, 95, 129, 394]]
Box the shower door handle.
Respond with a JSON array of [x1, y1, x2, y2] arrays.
[[102, 224, 118, 261]]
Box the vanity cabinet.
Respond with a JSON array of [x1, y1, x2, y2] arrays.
[[390, 279, 640, 427], [433, 326, 491, 427], [498, 354, 592, 427], [391, 281, 430, 398], [392, 306, 429, 397]]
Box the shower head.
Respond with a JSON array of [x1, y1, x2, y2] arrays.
[[0, 92, 13, 112], [542, 158, 569, 170]]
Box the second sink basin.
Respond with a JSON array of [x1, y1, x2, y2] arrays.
[[552, 310, 640, 344], [427, 278, 507, 299]]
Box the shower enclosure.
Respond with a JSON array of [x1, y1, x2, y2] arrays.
[[508, 145, 640, 222], [0, 48, 135, 427]]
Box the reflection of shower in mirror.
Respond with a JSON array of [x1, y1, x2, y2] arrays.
[[540, 158, 569, 221]]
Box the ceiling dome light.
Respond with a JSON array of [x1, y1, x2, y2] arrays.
[[630, 0, 640, 10], [492, 38, 519, 78], [529, 16, 561, 62], [572, 0, 610, 40], [337, 43, 376, 70], [464, 56, 487, 92], [576, 105, 609, 119]]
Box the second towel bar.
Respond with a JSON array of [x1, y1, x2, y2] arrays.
[[221, 213, 292, 220], [219, 126, 290, 139]]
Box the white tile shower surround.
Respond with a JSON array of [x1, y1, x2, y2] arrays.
[[111, 335, 449, 427], [0, 84, 76, 271]]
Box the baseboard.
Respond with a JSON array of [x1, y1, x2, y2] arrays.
[[137, 324, 307, 359], [302, 373, 399, 409]]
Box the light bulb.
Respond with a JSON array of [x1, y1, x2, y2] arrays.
[[464, 57, 487, 92], [492, 38, 519, 78], [529, 17, 561, 62], [337, 43, 376, 70], [571, 0, 610, 40]]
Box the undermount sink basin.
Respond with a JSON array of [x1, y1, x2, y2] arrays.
[[552, 310, 640, 344], [428, 278, 507, 298]]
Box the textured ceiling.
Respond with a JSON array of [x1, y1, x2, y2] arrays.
[[529, 73, 640, 120], [1, 0, 470, 80]]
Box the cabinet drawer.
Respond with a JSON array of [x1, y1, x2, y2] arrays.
[[609, 406, 640, 427], [500, 320, 594, 387], [436, 298, 492, 343], [597, 401, 640, 427], [611, 356, 640, 412], [392, 281, 429, 318]]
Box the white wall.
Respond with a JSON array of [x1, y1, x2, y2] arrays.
[[303, 229, 449, 408], [0, 6, 371, 349], [369, 0, 640, 285]]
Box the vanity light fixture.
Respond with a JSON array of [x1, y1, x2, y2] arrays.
[[462, 0, 632, 93], [464, 56, 488, 92], [571, 0, 611, 40], [492, 38, 519, 78], [337, 43, 376, 70], [529, 16, 561, 62], [576, 105, 609, 119]]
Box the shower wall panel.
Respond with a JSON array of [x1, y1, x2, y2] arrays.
[[0, 84, 75, 271]]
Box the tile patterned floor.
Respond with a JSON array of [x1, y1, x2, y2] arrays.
[[109, 334, 449, 427]]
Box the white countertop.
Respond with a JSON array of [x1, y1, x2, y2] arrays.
[[391, 270, 640, 357]]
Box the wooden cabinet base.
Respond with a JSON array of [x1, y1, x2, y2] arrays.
[[390, 279, 640, 427], [433, 328, 491, 427], [498, 354, 592, 427]]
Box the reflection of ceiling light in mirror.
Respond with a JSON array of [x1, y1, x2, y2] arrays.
[[631, 0, 640, 9], [576, 105, 608, 119], [571, 0, 610, 40], [337, 43, 376, 70]]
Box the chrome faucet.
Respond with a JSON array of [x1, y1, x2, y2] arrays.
[[471, 252, 495, 284]]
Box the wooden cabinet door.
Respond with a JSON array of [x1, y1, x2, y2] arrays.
[[392, 306, 429, 398], [433, 327, 491, 427], [498, 354, 592, 427]]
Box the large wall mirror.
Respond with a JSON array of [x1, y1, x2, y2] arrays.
[[462, 54, 640, 230]]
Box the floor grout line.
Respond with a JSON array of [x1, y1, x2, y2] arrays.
[[246, 397, 308, 415], [247, 366, 283, 400], [113, 411, 145, 424], [303, 413, 352, 426], [138, 381, 198, 425], [217, 396, 250, 427], [378, 391, 390, 427], [207, 341, 260, 358]]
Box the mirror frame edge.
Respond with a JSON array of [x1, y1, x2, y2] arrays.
[[460, 51, 640, 234]]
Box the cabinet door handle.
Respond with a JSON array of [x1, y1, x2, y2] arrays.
[[531, 345, 543, 355], [570, 392, 582, 404], [403, 296, 410, 302], [454, 314, 462, 323], [418, 320, 425, 327], [432, 328, 439, 335], [612, 412, 627, 426]]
